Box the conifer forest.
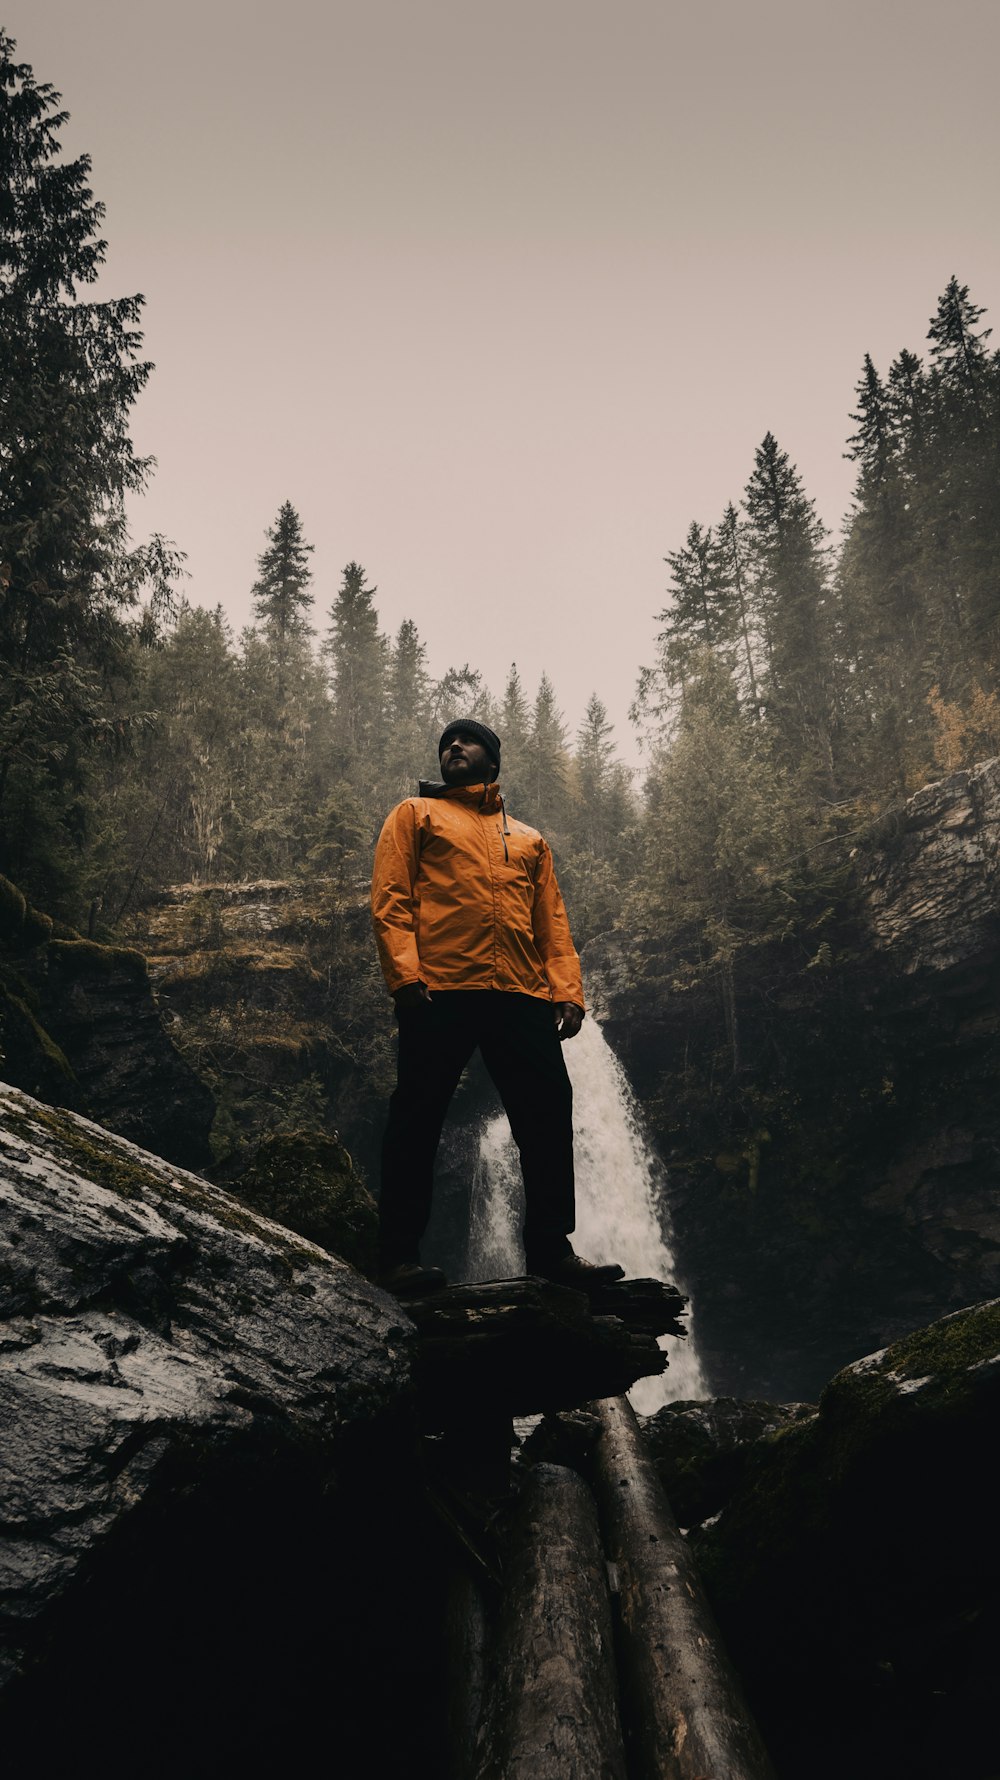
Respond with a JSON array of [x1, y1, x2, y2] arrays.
[[3, 25, 999, 953]]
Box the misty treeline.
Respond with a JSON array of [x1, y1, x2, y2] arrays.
[[632, 271, 1000, 1019], [3, 28, 1000, 986]]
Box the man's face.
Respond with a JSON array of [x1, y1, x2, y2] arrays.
[[440, 731, 496, 785]]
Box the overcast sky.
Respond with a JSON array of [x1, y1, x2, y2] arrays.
[[10, 0, 1000, 767]]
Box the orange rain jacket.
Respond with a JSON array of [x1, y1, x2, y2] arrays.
[[371, 780, 585, 1008]]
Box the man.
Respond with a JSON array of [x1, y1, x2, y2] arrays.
[[371, 716, 623, 1295]]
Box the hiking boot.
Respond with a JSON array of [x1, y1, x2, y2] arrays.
[[378, 1260, 449, 1297], [529, 1252, 626, 1289]]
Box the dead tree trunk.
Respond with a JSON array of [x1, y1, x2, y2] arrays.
[[590, 1395, 776, 1780], [473, 1463, 626, 1780]]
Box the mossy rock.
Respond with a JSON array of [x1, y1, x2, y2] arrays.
[[22, 906, 53, 947], [0, 874, 27, 941], [49, 919, 83, 941], [46, 938, 148, 979], [0, 984, 79, 1101], [0, 877, 55, 949], [692, 1300, 1000, 1779], [233, 1127, 378, 1274], [641, 1395, 817, 1527]]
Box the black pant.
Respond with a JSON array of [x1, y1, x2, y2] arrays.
[[379, 990, 575, 1269]]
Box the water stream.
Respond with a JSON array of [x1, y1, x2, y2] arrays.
[[465, 1017, 708, 1410]]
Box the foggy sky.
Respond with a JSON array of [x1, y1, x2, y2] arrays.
[[10, 0, 1000, 768]]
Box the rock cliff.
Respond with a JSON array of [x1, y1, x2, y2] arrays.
[[588, 759, 1000, 1400], [0, 877, 213, 1168], [121, 879, 393, 1179]]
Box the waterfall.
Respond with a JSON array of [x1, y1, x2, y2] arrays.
[[466, 1018, 708, 1410]]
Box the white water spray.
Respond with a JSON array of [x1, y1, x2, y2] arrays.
[[466, 1018, 708, 1410]]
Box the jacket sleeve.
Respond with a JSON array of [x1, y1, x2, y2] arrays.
[[531, 841, 585, 1008], [371, 801, 423, 994]]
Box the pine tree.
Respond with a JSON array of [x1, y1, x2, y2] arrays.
[[845, 355, 896, 500], [654, 522, 733, 695], [524, 673, 571, 837], [837, 354, 929, 790], [717, 503, 761, 714], [324, 563, 386, 796], [383, 618, 434, 797], [886, 348, 930, 468], [922, 280, 1000, 661], [743, 433, 835, 793], [0, 31, 170, 897], [927, 275, 992, 415], [252, 501, 314, 642], [498, 662, 531, 808], [562, 694, 635, 943]]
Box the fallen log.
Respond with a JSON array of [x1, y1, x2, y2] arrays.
[[473, 1463, 626, 1780], [590, 1395, 776, 1780], [405, 1276, 673, 1423]]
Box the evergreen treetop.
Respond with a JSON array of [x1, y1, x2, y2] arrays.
[[927, 276, 992, 410], [251, 501, 314, 641]]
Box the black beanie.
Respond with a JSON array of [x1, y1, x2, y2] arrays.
[[439, 719, 502, 776]]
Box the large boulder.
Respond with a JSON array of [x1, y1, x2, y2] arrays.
[[0, 1082, 425, 1771], [692, 1299, 1000, 1780]]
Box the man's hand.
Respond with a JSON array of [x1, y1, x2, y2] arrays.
[[554, 1002, 584, 1041], [394, 981, 433, 1011]]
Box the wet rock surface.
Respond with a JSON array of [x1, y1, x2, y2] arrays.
[[0, 1082, 412, 1724], [640, 1395, 817, 1528]]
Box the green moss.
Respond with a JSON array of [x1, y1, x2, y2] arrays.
[[50, 919, 83, 940], [0, 1097, 321, 1266], [0, 874, 27, 939], [21, 906, 53, 947], [235, 1126, 378, 1273], [3, 993, 76, 1082], [882, 1300, 1000, 1381], [47, 938, 148, 978], [2, 1100, 165, 1200]]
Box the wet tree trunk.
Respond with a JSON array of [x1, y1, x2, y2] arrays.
[[473, 1462, 626, 1779], [590, 1395, 776, 1780]]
